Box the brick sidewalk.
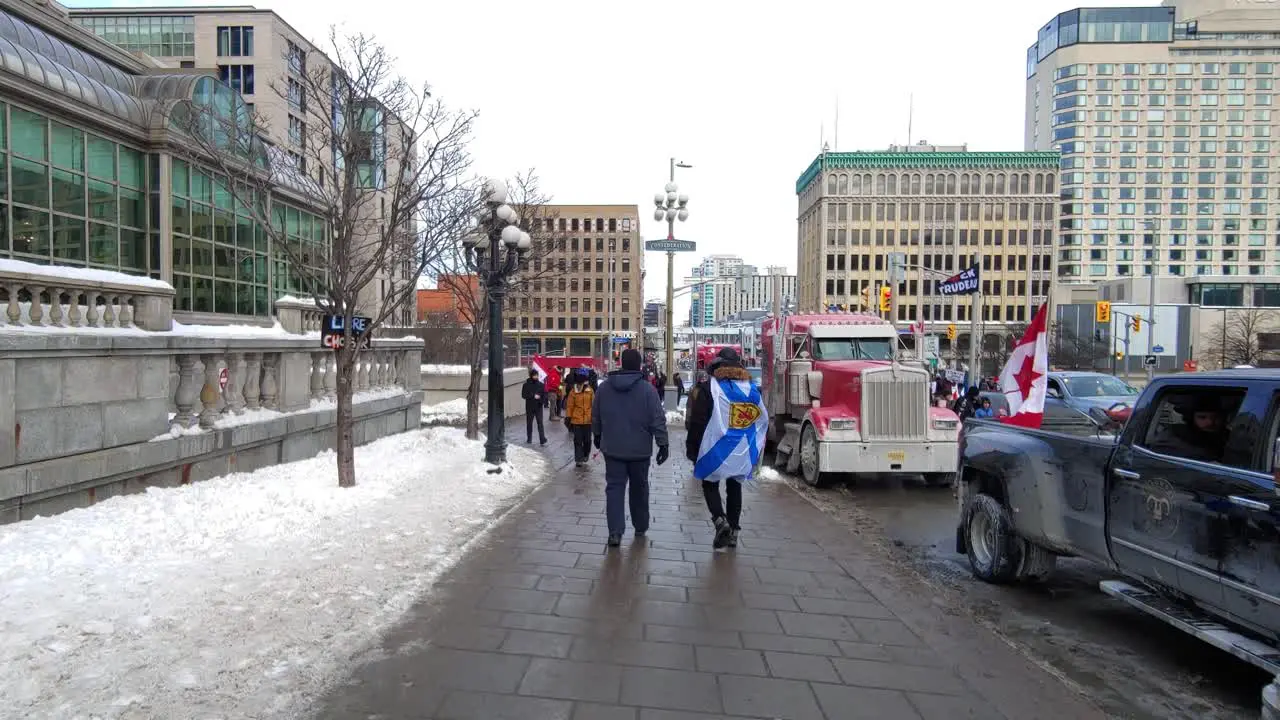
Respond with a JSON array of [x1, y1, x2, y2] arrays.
[[312, 421, 1102, 720]]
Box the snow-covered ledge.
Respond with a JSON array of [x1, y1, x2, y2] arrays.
[[274, 295, 323, 334], [0, 258, 175, 332]]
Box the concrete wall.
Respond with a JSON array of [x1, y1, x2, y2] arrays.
[[421, 367, 526, 418], [0, 392, 421, 524]]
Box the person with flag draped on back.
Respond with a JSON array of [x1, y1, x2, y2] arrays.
[[685, 347, 768, 549]]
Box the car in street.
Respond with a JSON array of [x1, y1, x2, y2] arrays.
[[957, 369, 1280, 687], [1045, 371, 1139, 415]]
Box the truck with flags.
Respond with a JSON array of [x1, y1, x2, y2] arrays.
[[956, 308, 1280, 683], [760, 312, 960, 488]]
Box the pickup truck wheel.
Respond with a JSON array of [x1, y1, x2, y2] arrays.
[[963, 493, 1021, 584], [799, 424, 833, 488], [1015, 541, 1058, 583]]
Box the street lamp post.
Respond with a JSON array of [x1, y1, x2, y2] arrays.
[[462, 178, 532, 467], [1144, 219, 1159, 382], [657, 159, 690, 398]]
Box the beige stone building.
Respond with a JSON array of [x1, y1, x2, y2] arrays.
[[70, 5, 413, 324], [1026, 0, 1280, 283], [507, 204, 644, 361]]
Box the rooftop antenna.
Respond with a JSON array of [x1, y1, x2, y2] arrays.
[[907, 93, 914, 148], [820, 121, 826, 153], [834, 94, 839, 150]]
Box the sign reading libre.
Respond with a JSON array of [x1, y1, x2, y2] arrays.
[[645, 239, 697, 252], [938, 265, 980, 296], [322, 314, 372, 350]]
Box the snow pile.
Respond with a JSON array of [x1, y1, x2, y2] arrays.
[[665, 409, 685, 424], [421, 397, 468, 425], [756, 465, 782, 482], [0, 258, 173, 290], [1, 303, 314, 340], [421, 364, 476, 376], [0, 428, 547, 720]]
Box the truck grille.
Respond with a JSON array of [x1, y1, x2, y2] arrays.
[[862, 369, 928, 441]]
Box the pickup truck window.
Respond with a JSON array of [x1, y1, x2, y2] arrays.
[[1059, 375, 1139, 398], [1141, 387, 1246, 467], [812, 338, 894, 361]]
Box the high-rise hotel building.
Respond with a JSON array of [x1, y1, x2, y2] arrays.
[[1026, 0, 1280, 282]]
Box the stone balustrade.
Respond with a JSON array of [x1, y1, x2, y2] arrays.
[[274, 296, 325, 334], [0, 259, 175, 332]]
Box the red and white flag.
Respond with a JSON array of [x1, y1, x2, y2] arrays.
[[997, 304, 1050, 429]]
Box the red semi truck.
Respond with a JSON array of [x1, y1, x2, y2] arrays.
[[760, 312, 960, 488]]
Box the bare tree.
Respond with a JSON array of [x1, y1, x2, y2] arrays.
[[167, 30, 477, 486], [982, 324, 1027, 371], [1050, 321, 1108, 370], [425, 171, 565, 440], [1202, 307, 1280, 368]]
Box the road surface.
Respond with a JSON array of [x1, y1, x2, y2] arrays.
[[781, 471, 1272, 720]]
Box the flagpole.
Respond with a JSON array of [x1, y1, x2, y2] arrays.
[[915, 262, 925, 362], [968, 250, 982, 387]]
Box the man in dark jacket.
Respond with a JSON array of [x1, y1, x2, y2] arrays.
[[592, 348, 669, 547], [521, 369, 548, 445]]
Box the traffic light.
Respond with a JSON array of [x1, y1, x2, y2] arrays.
[[1115, 351, 1125, 359], [860, 286, 871, 309], [1095, 301, 1111, 324], [1131, 315, 1141, 332], [879, 286, 892, 313], [946, 324, 957, 341]]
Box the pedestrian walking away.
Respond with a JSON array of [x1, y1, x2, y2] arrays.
[[592, 348, 669, 547], [521, 368, 548, 445], [564, 369, 595, 466], [686, 347, 768, 549], [545, 366, 563, 420], [673, 372, 685, 409]]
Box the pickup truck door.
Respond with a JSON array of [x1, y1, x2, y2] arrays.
[[1108, 382, 1250, 611], [1216, 390, 1280, 642]]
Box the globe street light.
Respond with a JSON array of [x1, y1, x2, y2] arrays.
[[657, 159, 690, 398], [463, 178, 532, 467]]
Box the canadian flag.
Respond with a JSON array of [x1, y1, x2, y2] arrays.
[[529, 355, 550, 384], [997, 304, 1050, 429]]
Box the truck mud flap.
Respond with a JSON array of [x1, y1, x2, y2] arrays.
[[1100, 580, 1280, 675]]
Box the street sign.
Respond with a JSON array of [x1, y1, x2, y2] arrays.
[[1144, 355, 1158, 367], [889, 252, 906, 283], [645, 239, 696, 252], [1152, 345, 1165, 353], [923, 336, 940, 359], [218, 367, 229, 391]]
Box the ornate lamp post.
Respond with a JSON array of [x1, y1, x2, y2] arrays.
[[655, 163, 689, 393], [462, 178, 532, 466]]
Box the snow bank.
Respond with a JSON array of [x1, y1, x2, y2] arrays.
[[420, 397, 468, 425], [150, 388, 411, 441], [0, 258, 173, 290], [421, 364, 475, 376], [665, 409, 685, 425], [0, 428, 548, 720], [756, 465, 782, 482]]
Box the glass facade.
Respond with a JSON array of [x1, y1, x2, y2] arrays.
[[170, 158, 326, 316], [1028, 7, 1175, 77], [72, 15, 195, 58], [0, 101, 155, 275]]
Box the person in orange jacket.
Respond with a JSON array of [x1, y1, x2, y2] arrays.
[[564, 369, 595, 467]]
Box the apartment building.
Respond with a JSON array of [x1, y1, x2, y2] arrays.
[[1026, 0, 1280, 282], [795, 148, 1058, 339], [506, 205, 644, 359], [71, 5, 414, 323], [684, 258, 796, 325]]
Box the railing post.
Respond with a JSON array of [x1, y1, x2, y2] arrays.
[[310, 352, 325, 402], [28, 286, 44, 326], [173, 354, 200, 428], [261, 353, 279, 410], [4, 284, 18, 325], [199, 353, 223, 429], [324, 353, 337, 400], [48, 288, 64, 327], [244, 352, 262, 411], [226, 351, 246, 415]]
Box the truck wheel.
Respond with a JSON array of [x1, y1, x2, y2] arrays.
[[1015, 541, 1058, 583], [799, 424, 833, 488], [925, 472, 956, 488], [963, 493, 1021, 584]]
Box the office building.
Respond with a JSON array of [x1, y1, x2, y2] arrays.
[[70, 4, 413, 321], [684, 258, 796, 326], [0, 0, 333, 319], [643, 300, 665, 328], [505, 204, 644, 359], [794, 147, 1058, 342], [1025, 0, 1280, 282]]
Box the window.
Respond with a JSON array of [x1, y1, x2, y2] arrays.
[[288, 115, 305, 147], [217, 64, 255, 95], [287, 40, 306, 75], [216, 26, 254, 57], [1141, 387, 1246, 467], [73, 14, 196, 57]]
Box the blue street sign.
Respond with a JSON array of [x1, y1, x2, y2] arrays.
[[1152, 345, 1165, 353]]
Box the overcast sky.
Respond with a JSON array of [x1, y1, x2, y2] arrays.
[[67, 0, 1140, 313]]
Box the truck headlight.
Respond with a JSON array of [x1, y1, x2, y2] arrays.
[[828, 418, 857, 431], [932, 419, 958, 431]]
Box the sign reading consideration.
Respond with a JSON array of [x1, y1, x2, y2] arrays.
[[644, 239, 697, 252]]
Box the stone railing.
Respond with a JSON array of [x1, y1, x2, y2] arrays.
[[274, 296, 325, 334], [0, 259, 175, 332]]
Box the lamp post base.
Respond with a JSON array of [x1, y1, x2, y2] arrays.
[[483, 438, 507, 467]]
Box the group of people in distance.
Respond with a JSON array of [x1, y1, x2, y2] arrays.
[[519, 347, 767, 549]]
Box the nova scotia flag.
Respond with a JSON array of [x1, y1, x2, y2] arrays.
[[694, 376, 769, 483]]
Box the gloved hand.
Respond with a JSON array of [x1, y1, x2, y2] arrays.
[[593, 435, 601, 450], [656, 445, 670, 466]]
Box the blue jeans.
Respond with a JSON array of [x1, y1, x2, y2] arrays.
[[604, 457, 650, 536]]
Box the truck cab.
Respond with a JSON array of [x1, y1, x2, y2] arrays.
[[762, 313, 960, 488]]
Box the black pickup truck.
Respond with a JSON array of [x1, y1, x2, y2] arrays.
[[957, 370, 1280, 676]]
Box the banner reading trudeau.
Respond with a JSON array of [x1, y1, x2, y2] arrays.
[[938, 264, 980, 296]]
